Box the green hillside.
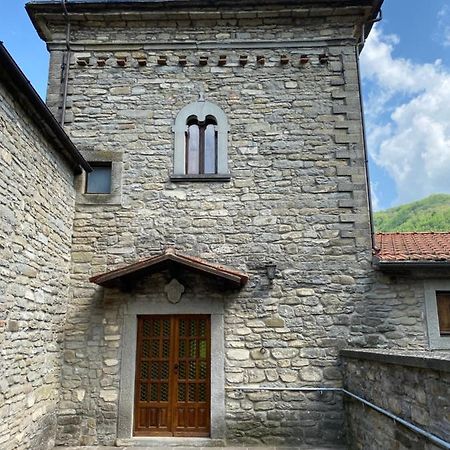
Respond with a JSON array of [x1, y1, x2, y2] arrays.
[[374, 194, 450, 232]]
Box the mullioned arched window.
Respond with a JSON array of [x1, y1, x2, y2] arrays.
[[172, 99, 230, 179]]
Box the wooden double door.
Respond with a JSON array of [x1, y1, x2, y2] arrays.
[[134, 315, 211, 437]]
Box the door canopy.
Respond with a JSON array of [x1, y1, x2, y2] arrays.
[[89, 247, 249, 289]]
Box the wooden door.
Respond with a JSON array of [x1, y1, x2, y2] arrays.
[[134, 315, 211, 437]]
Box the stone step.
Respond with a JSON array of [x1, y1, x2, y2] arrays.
[[55, 437, 347, 450], [116, 438, 225, 447], [55, 446, 347, 450]]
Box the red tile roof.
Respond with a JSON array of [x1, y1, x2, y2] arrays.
[[90, 247, 249, 288], [374, 232, 450, 263]]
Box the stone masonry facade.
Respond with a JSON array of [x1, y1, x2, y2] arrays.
[[42, 4, 371, 446], [0, 77, 77, 449], [0, 0, 444, 448]]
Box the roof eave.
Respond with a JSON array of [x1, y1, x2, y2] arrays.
[[27, 0, 383, 47], [0, 43, 91, 174], [26, 0, 382, 25], [26, 0, 379, 8], [90, 250, 249, 289], [373, 258, 450, 272], [361, 0, 383, 42]]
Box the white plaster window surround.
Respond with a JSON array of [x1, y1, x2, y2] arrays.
[[424, 280, 450, 350], [76, 151, 123, 205], [171, 99, 231, 182]]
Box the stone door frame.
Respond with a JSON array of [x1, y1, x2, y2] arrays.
[[117, 298, 225, 441]]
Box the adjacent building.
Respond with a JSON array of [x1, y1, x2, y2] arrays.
[[0, 42, 89, 450]]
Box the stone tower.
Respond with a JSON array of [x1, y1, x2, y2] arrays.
[[27, 0, 385, 446]]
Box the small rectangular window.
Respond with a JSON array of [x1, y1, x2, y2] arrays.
[[86, 162, 112, 194], [436, 291, 450, 335]]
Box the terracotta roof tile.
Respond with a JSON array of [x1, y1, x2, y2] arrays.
[[374, 232, 450, 263]]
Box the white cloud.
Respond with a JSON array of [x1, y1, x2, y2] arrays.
[[370, 181, 381, 212], [362, 27, 443, 94], [437, 5, 450, 47], [361, 26, 450, 206]]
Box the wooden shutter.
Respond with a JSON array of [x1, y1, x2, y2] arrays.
[[437, 291, 450, 335]]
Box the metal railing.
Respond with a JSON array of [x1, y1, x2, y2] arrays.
[[228, 386, 450, 450]]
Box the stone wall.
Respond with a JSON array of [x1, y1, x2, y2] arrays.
[[35, 3, 433, 446], [342, 350, 450, 450], [349, 271, 429, 349], [0, 82, 76, 449], [227, 389, 345, 446]]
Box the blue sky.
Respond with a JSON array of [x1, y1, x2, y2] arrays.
[[360, 1, 450, 210], [1, 0, 450, 211]]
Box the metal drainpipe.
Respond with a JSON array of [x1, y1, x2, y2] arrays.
[[356, 11, 382, 251], [60, 0, 71, 126]]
